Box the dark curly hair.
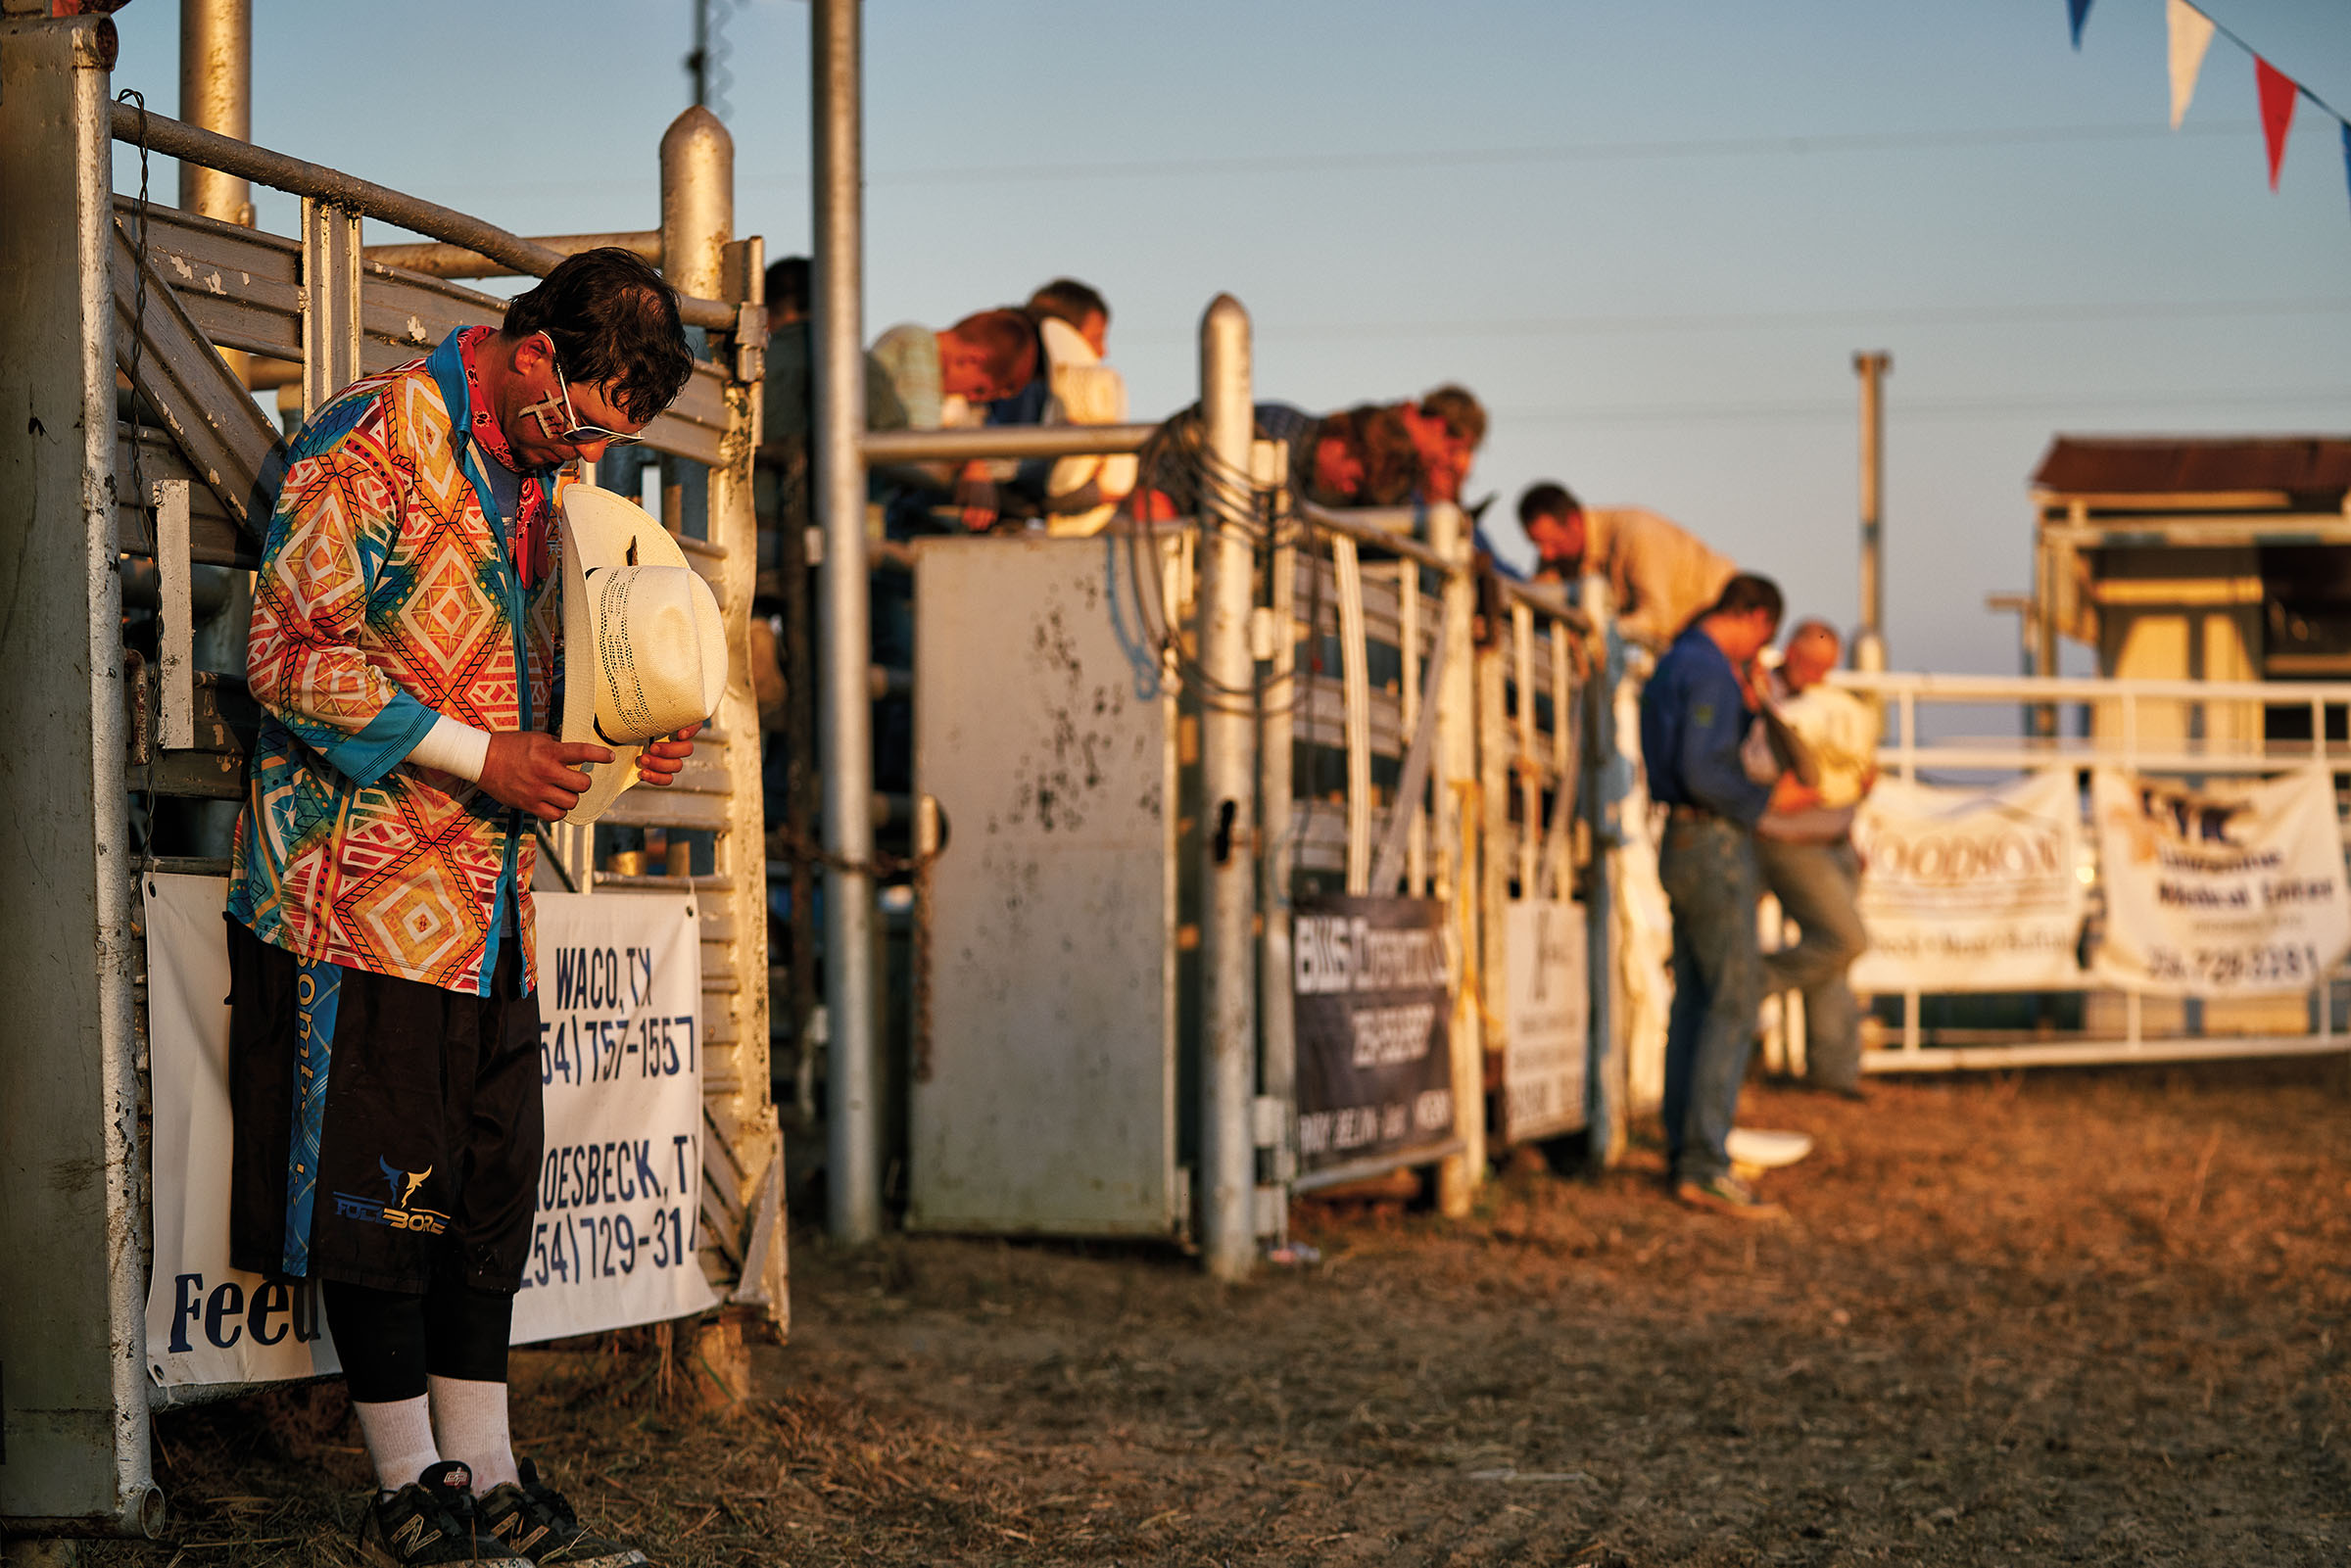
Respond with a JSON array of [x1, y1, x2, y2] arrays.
[[502, 248, 695, 425]]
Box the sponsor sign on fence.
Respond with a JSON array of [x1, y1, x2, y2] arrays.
[[1293, 895, 1457, 1173], [143, 878, 715, 1390], [1501, 900, 1589, 1141], [1848, 771, 2085, 993], [2091, 766, 2351, 995]]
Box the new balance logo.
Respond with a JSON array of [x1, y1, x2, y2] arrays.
[[492, 1512, 549, 1552], [390, 1514, 442, 1553]]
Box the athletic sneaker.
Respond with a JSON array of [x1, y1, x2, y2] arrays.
[[476, 1459, 649, 1566], [1674, 1172, 1786, 1219], [359, 1460, 533, 1566]]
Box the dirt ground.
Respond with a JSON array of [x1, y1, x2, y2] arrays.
[[84, 1058, 2351, 1566]]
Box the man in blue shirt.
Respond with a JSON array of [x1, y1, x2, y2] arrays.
[[1638, 573, 1789, 1216]]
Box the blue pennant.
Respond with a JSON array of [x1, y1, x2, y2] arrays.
[[2068, 0, 2094, 49]]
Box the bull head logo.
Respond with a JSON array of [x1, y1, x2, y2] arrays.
[[378, 1158, 432, 1208]]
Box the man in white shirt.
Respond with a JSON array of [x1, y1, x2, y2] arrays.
[[1756, 619, 1878, 1096], [1026, 278, 1136, 535]]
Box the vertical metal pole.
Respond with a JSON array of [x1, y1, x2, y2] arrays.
[[299, 197, 361, 416], [178, 0, 254, 859], [660, 107, 732, 301], [662, 109, 785, 1311], [1197, 294, 1257, 1281], [1429, 501, 1484, 1216], [0, 13, 163, 1539], [1258, 489, 1297, 1246], [690, 0, 713, 109], [661, 107, 730, 545], [813, 0, 879, 1244], [177, 0, 251, 226], [1853, 351, 1891, 673], [1580, 573, 1624, 1169]]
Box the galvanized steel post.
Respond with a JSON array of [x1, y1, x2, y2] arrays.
[[0, 12, 165, 1540], [1580, 574, 1626, 1170], [177, 0, 255, 857], [1197, 295, 1257, 1281], [660, 107, 729, 546], [812, 0, 880, 1244], [659, 107, 731, 302], [659, 102, 786, 1313], [1257, 484, 1298, 1248], [177, 0, 251, 226], [1427, 502, 1484, 1217]]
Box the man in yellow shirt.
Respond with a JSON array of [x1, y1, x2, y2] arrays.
[[1755, 620, 1879, 1096]]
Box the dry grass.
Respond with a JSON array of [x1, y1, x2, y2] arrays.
[[87, 1056, 2351, 1566]]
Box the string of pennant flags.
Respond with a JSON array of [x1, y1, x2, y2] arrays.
[[2069, 0, 2351, 209]]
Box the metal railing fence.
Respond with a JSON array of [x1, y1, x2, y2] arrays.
[[1791, 669, 2351, 1073]]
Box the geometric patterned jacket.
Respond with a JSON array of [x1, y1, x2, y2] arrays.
[[228, 330, 560, 995]]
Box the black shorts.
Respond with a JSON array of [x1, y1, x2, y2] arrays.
[[226, 919, 544, 1294]]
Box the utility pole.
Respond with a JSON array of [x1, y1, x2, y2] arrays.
[[687, 0, 731, 119], [1851, 352, 1892, 672]]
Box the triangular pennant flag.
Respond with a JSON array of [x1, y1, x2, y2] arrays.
[[2341, 121, 2351, 219], [2256, 56, 2297, 190], [2166, 0, 2215, 128], [2067, 0, 2093, 49]]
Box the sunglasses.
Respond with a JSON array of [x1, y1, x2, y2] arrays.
[[530, 332, 644, 449]]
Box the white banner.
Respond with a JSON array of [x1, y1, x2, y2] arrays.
[[1501, 900, 1589, 1141], [513, 892, 718, 1343], [2091, 766, 2351, 995], [145, 874, 342, 1387], [1848, 771, 2085, 993], [143, 879, 715, 1390]]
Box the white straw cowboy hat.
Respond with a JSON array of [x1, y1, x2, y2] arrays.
[[556, 484, 728, 826]]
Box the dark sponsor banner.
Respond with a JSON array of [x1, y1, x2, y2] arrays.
[[1293, 895, 1456, 1172]]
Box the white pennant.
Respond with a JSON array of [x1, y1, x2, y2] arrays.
[[2167, 0, 2216, 129]]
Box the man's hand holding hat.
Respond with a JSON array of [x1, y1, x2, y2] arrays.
[[552, 484, 731, 825], [480, 724, 701, 823]]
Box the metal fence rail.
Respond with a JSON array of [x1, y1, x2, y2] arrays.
[[1815, 669, 2351, 1073]]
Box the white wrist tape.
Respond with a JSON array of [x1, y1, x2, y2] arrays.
[[408, 715, 493, 784]]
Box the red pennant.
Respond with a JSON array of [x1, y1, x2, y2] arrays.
[[2256, 56, 2297, 190]]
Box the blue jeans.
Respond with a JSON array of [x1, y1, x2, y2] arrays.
[[1757, 835, 1868, 1093], [1658, 814, 1763, 1184]]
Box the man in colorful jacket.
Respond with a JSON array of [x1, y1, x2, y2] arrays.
[[225, 248, 696, 1565]]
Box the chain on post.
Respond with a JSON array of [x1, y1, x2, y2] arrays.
[[766, 824, 941, 1082], [117, 88, 163, 857]]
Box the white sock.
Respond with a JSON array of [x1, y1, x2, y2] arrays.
[[427, 1374, 519, 1492], [353, 1396, 441, 1495]]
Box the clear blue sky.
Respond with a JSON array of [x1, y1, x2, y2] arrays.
[[107, 0, 2351, 675]]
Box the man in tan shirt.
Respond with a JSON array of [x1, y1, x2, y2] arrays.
[[1515, 482, 1737, 649]]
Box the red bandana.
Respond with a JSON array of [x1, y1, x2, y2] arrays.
[[456, 325, 553, 588]]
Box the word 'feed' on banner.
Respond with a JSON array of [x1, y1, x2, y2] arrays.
[[142, 879, 716, 1391], [1293, 895, 1458, 1173], [2092, 766, 2351, 995], [144, 875, 341, 1387], [1502, 900, 1589, 1142], [1848, 771, 2086, 994]]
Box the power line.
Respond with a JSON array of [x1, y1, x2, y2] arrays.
[[1495, 387, 2351, 427], [652, 117, 2269, 199], [842, 118, 2265, 188], [1123, 295, 2351, 347], [409, 119, 2272, 205]]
